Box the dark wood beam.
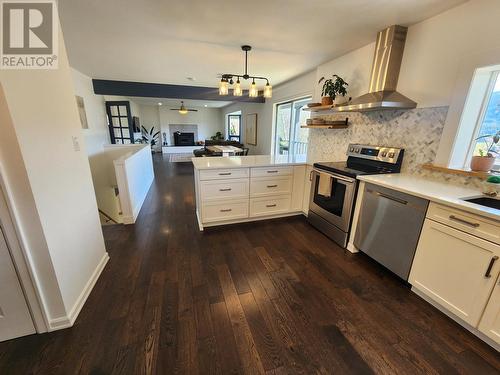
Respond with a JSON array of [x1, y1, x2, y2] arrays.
[[92, 79, 266, 103]]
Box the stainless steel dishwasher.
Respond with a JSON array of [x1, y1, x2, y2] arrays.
[[354, 183, 429, 280]]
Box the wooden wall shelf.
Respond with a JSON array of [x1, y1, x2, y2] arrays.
[[301, 118, 349, 129]]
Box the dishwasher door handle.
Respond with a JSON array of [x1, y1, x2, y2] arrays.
[[370, 190, 408, 205]]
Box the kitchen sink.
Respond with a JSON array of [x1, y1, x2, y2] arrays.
[[462, 196, 500, 210]]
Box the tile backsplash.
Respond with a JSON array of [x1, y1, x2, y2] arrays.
[[307, 106, 483, 189]]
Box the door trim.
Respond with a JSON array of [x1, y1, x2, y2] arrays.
[[0, 171, 48, 333]]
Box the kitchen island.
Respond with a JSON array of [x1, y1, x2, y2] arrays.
[[191, 155, 309, 229]]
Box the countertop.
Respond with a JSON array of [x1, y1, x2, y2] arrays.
[[191, 154, 308, 170], [357, 174, 500, 221]]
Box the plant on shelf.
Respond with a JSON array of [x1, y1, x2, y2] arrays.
[[318, 74, 349, 106], [210, 131, 224, 141], [470, 130, 499, 172]]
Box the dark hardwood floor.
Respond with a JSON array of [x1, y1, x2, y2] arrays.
[[1, 154, 499, 374]]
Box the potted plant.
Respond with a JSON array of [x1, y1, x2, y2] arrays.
[[318, 74, 348, 106], [137, 126, 160, 152], [470, 130, 499, 172]]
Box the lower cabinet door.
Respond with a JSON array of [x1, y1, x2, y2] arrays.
[[202, 199, 249, 223], [250, 195, 291, 217], [479, 276, 500, 344], [409, 219, 500, 327]]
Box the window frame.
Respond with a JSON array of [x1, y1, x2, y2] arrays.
[[464, 70, 499, 170], [227, 114, 241, 142], [273, 96, 311, 161]]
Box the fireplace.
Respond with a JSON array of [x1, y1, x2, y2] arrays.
[[174, 132, 195, 146]]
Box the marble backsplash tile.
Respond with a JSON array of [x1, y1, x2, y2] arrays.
[[307, 106, 484, 189]]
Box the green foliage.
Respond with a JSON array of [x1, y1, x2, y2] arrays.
[[137, 126, 160, 146], [318, 74, 348, 99], [475, 130, 500, 157], [211, 131, 224, 141]]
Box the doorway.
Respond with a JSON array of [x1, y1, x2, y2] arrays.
[[0, 218, 35, 342]]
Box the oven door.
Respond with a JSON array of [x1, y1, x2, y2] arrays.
[[309, 169, 356, 232]]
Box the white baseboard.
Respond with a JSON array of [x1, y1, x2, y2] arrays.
[[48, 252, 110, 331]]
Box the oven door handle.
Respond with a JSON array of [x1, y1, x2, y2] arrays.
[[314, 169, 355, 184]]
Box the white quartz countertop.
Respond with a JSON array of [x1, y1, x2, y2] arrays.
[[191, 154, 308, 170], [357, 174, 500, 221]]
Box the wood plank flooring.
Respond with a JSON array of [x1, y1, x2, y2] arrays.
[[0, 155, 499, 374]]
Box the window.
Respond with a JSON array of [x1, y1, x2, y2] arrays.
[[274, 97, 311, 161], [467, 71, 500, 170], [228, 114, 241, 142]]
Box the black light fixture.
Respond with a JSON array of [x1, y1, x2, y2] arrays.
[[219, 45, 272, 98]]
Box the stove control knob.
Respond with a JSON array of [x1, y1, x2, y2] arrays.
[[381, 151, 387, 157], [349, 147, 354, 152], [355, 148, 360, 153], [388, 152, 395, 158]]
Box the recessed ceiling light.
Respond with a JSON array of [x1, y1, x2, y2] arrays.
[[158, 102, 162, 106], [204, 104, 208, 107]]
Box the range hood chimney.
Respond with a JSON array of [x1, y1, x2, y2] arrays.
[[334, 25, 417, 112]]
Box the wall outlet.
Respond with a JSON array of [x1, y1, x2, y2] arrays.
[[72, 136, 80, 151]]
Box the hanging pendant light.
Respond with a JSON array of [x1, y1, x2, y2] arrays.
[[249, 79, 258, 98], [233, 78, 243, 96], [218, 45, 272, 98], [263, 82, 272, 98], [219, 79, 229, 95]]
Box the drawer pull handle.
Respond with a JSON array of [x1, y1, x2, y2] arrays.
[[218, 172, 231, 176], [267, 184, 278, 188], [266, 204, 277, 208], [484, 256, 498, 278], [220, 209, 232, 212], [219, 188, 232, 191], [267, 170, 279, 173], [449, 215, 480, 228]]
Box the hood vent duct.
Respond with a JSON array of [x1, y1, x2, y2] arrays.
[[334, 25, 417, 112]]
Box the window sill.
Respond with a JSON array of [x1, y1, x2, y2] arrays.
[[421, 163, 498, 179]]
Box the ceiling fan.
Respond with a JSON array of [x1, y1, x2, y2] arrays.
[[170, 101, 198, 114]]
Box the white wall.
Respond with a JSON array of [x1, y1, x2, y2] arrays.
[[0, 22, 108, 327], [314, 0, 500, 109], [71, 69, 109, 156], [148, 105, 223, 144], [220, 103, 263, 154], [139, 104, 161, 129]]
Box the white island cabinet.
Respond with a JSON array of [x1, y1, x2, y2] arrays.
[[192, 155, 308, 229]]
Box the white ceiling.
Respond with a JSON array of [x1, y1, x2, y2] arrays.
[[59, 0, 467, 88], [129, 97, 232, 108]]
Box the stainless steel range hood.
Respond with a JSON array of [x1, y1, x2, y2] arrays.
[[334, 25, 417, 112]]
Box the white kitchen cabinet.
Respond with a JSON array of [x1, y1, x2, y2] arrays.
[[291, 165, 306, 211], [479, 274, 500, 344], [193, 161, 307, 229], [409, 218, 500, 327], [302, 165, 313, 214]]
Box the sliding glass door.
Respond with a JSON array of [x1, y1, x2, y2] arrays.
[[274, 97, 311, 160]]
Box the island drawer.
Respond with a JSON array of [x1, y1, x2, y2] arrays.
[[250, 195, 291, 217], [427, 202, 500, 244], [250, 166, 293, 178], [200, 179, 249, 201], [250, 176, 292, 197], [202, 199, 249, 223], [199, 168, 249, 181]]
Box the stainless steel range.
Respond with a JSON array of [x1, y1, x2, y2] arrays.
[[308, 144, 404, 248]]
